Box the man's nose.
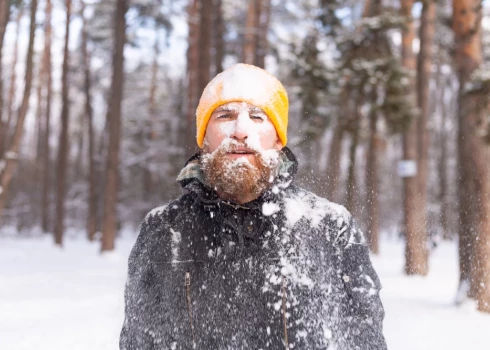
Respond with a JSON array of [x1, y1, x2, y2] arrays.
[[231, 115, 249, 141]]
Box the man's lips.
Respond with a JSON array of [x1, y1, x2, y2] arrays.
[[227, 148, 255, 155]]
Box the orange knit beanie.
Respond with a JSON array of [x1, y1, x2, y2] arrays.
[[196, 63, 289, 148]]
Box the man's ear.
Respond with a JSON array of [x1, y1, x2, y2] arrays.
[[274, 138, 283, 150]]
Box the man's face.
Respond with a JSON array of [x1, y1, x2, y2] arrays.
[[203, 102, 282, 164], [201, 102, 283, 203]]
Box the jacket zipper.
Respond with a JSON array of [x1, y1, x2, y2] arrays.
[[282, 275, 289, 349], [185, 272, 196, 347]]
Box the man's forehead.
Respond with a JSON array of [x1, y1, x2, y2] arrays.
[[213, 102, 265, 113]]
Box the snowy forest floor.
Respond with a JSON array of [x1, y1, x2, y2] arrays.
[[1, 229, 490, 350]]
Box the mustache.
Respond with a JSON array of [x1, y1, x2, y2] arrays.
[[218, 139, 258, 155]]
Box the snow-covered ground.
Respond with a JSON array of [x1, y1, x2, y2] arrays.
[[1, 230, 489, 350], [371, 238, 490, 350]]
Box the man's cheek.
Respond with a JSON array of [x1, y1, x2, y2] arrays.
[[218, 120, 236, 138]]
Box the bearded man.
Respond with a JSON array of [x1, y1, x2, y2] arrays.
[[120, 64, 387, 350]]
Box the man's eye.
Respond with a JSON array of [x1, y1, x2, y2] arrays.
[[250, 114, 264, 120], [217, 114, 231, 119]]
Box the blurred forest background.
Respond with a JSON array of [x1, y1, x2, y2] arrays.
[[0, 0, 489, 312]]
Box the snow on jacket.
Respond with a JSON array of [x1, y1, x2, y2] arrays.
[[120, 148, 387, 350]]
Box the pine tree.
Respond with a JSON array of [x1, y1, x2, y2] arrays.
[[101, 0, 128, 252], [81, 0, 97, 241], [54, 0, 72, 246], [0, 0, 38, 220], [453, 0, 490, 312]]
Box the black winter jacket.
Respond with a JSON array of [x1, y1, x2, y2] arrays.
[[120, 149, 387, 350]]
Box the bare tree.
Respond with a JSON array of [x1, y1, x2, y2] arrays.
[[0, 0, 38, 219], [54, 0, 72, 246], [101, 0, 128, 252]]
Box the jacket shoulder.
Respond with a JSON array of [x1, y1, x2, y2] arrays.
[[281, 188, 351, 227], [142, 194, 193, 226], [130, 195, 195, 265], [281, 188, 367, 248]]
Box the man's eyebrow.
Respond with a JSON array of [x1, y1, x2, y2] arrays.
[[248, 107, 264, 113], [213, 107, 234, 113]]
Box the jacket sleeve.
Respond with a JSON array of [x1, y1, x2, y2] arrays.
[[119, 216, 165, 350], [337, 218, 387, 350]]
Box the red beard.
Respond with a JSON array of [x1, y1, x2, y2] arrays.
[[200, 142, 279, 203]]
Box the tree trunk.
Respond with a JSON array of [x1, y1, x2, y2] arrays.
[[361, 0, 373, 18], [325, 121, 344, 202], [453, 0, 490, 312], [401, 0, 428, 275], [0, 0, 8, 60], [81, 0, 96, 241], [366, 99, 380, 254], [101, 0, 128, 252], [186, 0, 199, 152], [242, 0, 257, 64], [0, 0, 38, 219], [35, 48, 47, 162], [435, 60, 450, 239], [255, 0, 271, 68], [438, 82, 449, 239], [95, 117, 109, 233], [143, 33, 159, 198], [345, 120, 359, 213], [214, 0, 224, 74], [416, 0, 436, 185], [0, 0, 11, 148], [54, 0, 72, 247], [75, 112, 85, 177], [1, 7, 23, 160], [198, 0, 211, 94], [414, 0, 436, 264], [453, 0, 478, 302], [473, 147, 490, 312], [41, 0, 52, 233]]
